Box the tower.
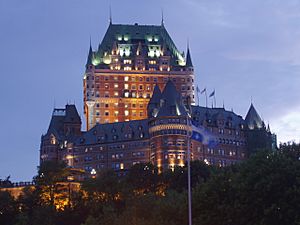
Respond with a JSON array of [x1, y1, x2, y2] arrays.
[[84, 22, 195, 130], [148, 80, 190, 171]]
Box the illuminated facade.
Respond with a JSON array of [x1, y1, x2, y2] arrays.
[[40, 81, 275, 174], [39, 21, 276, 175], [84, 22, 194, 130]]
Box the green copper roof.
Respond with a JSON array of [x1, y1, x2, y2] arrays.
[[88, 23, 188, 68]]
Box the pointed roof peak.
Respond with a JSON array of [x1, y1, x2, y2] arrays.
[[86, 39, 94, 66], [109, 5, 112, 24], [148, 84, 162, 105], [186, 44, 193, 67], [245, 103, 263, 129], [161, 9, 164, 26]]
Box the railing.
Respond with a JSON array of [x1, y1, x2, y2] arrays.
[[0, 181, 35, 188]]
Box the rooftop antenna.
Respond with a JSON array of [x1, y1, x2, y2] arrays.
[[222, 99, 225, 109], [109, 5, 112, 24]]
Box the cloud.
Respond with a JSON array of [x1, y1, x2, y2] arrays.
[[271, 108, 300, 143]]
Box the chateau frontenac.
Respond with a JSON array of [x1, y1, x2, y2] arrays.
[[40, 21, 276, 175]]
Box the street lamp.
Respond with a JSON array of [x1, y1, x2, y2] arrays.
[[186, 111, 192, 225], [90, 168, 97, 179]]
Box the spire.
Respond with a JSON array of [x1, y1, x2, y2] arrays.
[[245, 103, 263, 130], [186, 41, 193, 67], [86, 38, 93, 66], [148, 85, 162, 105], [161, 9, 164, 26], [157, 80, 188, 117], [109, 5, 112, 24]]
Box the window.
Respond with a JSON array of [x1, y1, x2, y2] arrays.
[[114, 84, 119, 88], [139, 85, 143, 90], [105, 103, 109, 108], [125, 110, 129, 116], [104, 92, 109, 98], [124, 91, 129, 98], [114, 91, 119, 97], [132, 84, 136, 90], [105, 111, 109, 116], [124, 76, 129, 81], [124, 84, 129, 89], [153, 77, 158, 82]]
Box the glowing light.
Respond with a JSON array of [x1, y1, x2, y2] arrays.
[[204, 159, 210, 165]]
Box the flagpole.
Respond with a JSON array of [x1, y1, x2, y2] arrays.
[[205, 90, 207, 108], [196, 85, 200, 106], [214, 90, 216, 108]]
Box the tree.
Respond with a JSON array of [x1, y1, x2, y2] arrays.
[[0, 191, 17, 225]]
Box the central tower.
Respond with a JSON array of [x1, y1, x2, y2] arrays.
[[84, 21, 195, 130]]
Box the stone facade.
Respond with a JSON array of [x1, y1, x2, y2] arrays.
[[40, 22, 275, 176]]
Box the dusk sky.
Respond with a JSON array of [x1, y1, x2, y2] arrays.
[[1, 0, 300, 181]]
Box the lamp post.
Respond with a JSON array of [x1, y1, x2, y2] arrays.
[[91, 168, 97, 179], [186, 112, 192, 225]]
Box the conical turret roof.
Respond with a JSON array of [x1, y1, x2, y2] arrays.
[[245, 103, 263, 129], [186, 47, 193, 67], [157, 80, 188, 117], [148, 85, 161, 105]]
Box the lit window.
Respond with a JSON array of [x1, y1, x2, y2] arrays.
[[114, 103, 118, 107], [124, 59, 132, 64], [124, 84, 129, 89], [114, 111, 119, 116], [120, 163, 124, 170], [149, 60, 156, 65], [124, 66, 131, 71], [124, 76, 129, 81], [114, 91, 119, 97], [114, 84, 119, 88], [125, 110, 129, 116], [124, 92, 129, 97], [132, 92, 136, 98]]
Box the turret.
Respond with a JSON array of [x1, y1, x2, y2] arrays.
[[245, 103, 263, 130]]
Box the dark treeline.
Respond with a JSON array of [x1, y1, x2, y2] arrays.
[[1, 143, 300, 225]]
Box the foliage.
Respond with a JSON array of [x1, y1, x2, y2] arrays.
[[1, 144, 299, 225]]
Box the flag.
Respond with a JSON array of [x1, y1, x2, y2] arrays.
[[200, 88, 206, 94], [209, 90, 215, 97]]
